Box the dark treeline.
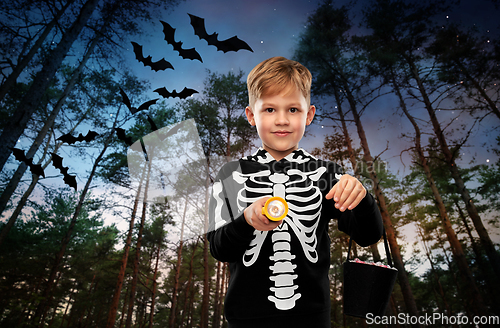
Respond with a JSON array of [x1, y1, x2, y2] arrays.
[[0, 0, 499, 327]]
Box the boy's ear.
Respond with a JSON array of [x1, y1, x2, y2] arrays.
[[306, 105, 316, 125], [245, 106, 256, 126]]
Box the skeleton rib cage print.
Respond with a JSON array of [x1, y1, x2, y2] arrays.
[[211, 149, 342, 311]]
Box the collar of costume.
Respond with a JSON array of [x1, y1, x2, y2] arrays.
[[243, 148, 318, 164]]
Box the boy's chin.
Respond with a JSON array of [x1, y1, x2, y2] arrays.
[[264, 146, 298, 157]]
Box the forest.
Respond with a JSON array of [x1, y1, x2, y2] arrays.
[[0, 0, 499, 327]]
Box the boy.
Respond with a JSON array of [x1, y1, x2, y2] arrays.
[[207, 56, 383, 327]]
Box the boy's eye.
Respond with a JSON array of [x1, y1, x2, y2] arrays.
[[265, 108, 274, 113], [290, 108, 298, 113]]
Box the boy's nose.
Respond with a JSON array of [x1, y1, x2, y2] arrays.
[[275, 112, 289, 125]]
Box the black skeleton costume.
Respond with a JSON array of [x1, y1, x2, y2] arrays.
[[208, 148, 383, 327]]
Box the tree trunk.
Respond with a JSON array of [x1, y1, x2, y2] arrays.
[[218, 262, 227, 327], [212, 261, 222, 328], [0, 0, 101, 173], [0, 16, 107, 221], [118, 285, 129, 328], [340, 77, 421, 322], [454, 199, 499, 310], [0, 0, 75, 102], [106, 163, 147, 328], [187, 277, 197, 328], [0, 137, 63, 249], [200, 166, 211, 328], [408, 60, 500, 279], [125, 158, 152, 328], [169, 197, 188, 328], [392, 72, 489, 316], [418, 228, 452, 316], [333, 82, 384, 266], [59, 283, 76, 328], [0, 103, 90, 247], [454, 60, 500, 121], [33, 110, 119, 327], [148, 244, 161, 328], [181, 241, 199, 327]]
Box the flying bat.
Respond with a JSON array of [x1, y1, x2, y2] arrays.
[[188, 14, 253, 53], [11, 148, 45, 178], [57, 131, 98, 145], [115, 128, 134, 146], [160, 20, 203, 62], [119, 88, 159, 115], [51, 153, 77, 191], [131, 41, 174, 72], [154, 87, 198, 99]]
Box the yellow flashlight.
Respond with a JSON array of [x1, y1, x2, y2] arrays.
[[262, 197, 288, 221]]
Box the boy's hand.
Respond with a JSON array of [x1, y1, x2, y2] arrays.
[[244, 197, 283, 231], [325, 174, 366, 212]]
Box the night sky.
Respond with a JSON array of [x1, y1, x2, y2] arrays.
[[122, 0, 500, 170]]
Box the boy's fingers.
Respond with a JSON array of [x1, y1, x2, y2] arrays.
[[347, 192, 366, 210], [342, 188, 365, 210], [326, 176, 367, 211], [255, 215, 282, 231], [325, 185, 336, 199], [335, 178, 353, 204], [334, 180, 367, 211]]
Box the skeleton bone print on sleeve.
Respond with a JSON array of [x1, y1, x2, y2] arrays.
[[232, 153, 329, 311]]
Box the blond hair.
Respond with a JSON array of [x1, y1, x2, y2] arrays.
[[247, 56, 312, 108]]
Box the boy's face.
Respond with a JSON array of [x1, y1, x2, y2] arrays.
[[245, 86, 315, 161]]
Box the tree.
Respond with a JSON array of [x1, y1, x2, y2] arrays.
[[0, 0, 76, 102], [0, 188, 118, 327], [294, 1, 421, 320], [0, 0, 102, 172], [144, 204, 171, 328], [0, 67, 131, 247], [358, 26, 491, 315], [362, 0, 500, 286], [32, 106, 122, 327], [0, 0, 183, 172], [103, 105, 179, 328], [427, 23, 500, 121]]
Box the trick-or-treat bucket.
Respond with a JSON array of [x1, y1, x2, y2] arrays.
[[343, 228, 398, 318]]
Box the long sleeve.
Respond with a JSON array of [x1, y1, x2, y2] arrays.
[[324, 161, 383, 247], [336, 192, 383, 246], [207, 161, 255, 262]]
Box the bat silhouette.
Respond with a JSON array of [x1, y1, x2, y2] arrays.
[[131, 41, 174, 72], [154, 87, 198, 99], [57, 131, 99, 145], [188, 14, 253, 53], [119, 88, 159, 115], [51, 153, 77, 191], [115, 128, 148, 163], [160, 20, 203, 62], [115, 128, 134, 146], [12, 148, 45, 178]]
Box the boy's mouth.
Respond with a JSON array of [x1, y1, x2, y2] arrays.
[[272, 131, 291, 137]]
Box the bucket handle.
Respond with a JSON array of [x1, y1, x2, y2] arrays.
[[346, 227, 394, 268]]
